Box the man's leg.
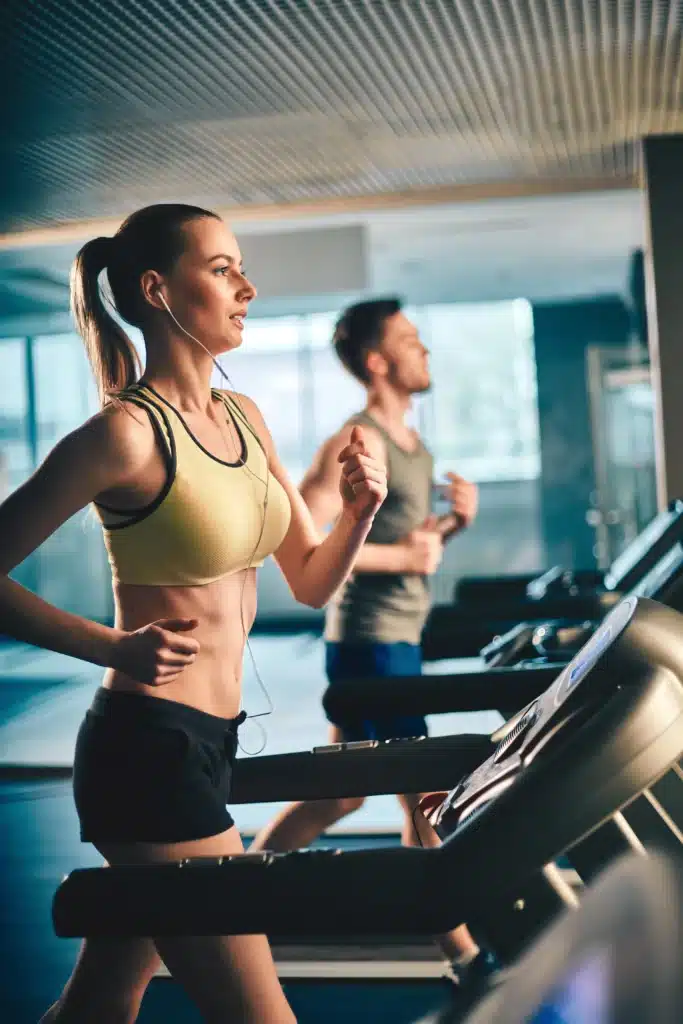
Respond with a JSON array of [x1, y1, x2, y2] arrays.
[[250, 725, 366, 852], [405, 791, 502, 1002], [397, 791, 480, 962], [252, 642, 379, 853], [366, 639, 497, 984]]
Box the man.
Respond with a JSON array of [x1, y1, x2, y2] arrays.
[[252, 298, 497, 993]]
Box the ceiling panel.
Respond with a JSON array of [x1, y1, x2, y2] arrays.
[[2, 0, 682, 233]]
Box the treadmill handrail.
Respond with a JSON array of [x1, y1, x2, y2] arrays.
[[322, 665, 559, 722], [52, 651, 683, 939], [231, 733, 491, 804]]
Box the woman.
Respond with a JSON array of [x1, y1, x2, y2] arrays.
[[0, 203, 387, 1023]]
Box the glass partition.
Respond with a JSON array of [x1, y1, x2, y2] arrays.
[[30, 334, 111, 621], [0, 338, 32, 495]]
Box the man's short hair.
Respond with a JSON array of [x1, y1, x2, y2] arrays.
[[332, 297, 402, 383]]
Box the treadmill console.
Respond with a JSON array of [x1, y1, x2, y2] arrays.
[[432, 598, 638, 837], [528, 543, 683, 665]]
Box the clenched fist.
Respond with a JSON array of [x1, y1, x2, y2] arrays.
[[337, 425, 388, 523]]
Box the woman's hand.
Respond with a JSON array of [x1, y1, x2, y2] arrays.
[[110, 618, 200, 685], [337, 425, 387, 523]]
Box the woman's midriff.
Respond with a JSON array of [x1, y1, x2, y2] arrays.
[[101, 568, 257, 718]]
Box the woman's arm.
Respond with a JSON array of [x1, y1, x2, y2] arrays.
[[0, 407, 199, 682], [0, 411, 136, 662], [235, 397, 389, 607], [298, 425, 431, 575]]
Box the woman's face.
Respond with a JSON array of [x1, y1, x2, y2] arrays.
[[162, 216, 257, 355]]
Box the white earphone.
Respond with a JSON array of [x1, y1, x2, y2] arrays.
[[156, 288, 274, 749]]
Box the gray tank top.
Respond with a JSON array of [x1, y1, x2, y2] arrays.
[[325, 410, 434, 645]]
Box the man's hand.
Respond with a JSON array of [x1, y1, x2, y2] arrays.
[[436, 473, 479, 535], [400, 515, 444, 575]]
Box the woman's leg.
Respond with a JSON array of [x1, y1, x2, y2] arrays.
[[40, 897, 161, 1023], [99, 826, 296, 1024]]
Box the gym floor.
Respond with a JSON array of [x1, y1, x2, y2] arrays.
[[0, 636, 501, 1023]]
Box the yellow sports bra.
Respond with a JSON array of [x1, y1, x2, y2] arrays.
[[95, 383, 291, 586]]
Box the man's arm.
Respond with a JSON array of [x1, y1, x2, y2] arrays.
[[301, 426, 441, 576]]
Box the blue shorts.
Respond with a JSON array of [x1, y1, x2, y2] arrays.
[[325, 641, 428, 742]]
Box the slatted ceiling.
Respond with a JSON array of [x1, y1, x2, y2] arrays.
[[2, 1, 683, 233]]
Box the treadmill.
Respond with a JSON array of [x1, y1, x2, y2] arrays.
[[311, 550, 683, 966], [52, 598, 683, 1023], [423, 498, 683, 659], [234, 541, 683, 828], [323, 538, 683, 727]]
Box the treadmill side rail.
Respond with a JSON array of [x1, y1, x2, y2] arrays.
[[231, 734, 492, 803]]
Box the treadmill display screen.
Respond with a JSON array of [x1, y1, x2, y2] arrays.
[[566, 626, 613, 692], [529, 947, 611, 1023]]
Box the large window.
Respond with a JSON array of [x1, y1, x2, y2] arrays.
[[417, 300, 539, 482], [216, 313, 365, 481], [0, 339, 32, 495], [219, 301, 539, 487], [33, 335, 99, 462], [413, 300, 543, 601], [308, 312, 366, 458], [0, 339, 35, 592], [218, 317, 307, 480], [2, 334, 112, 621]]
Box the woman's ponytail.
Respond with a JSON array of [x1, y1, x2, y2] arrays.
[[70, 236, 141, 405]]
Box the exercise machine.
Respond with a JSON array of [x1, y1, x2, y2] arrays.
[[424, 498, 683, 658], [53, 597, 683, 1023], [324, 539, 683, 726]]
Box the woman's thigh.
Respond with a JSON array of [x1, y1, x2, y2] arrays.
[[97, 827, 296, 1024]]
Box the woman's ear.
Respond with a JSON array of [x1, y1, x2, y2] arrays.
[[140, 270, 166, 311]]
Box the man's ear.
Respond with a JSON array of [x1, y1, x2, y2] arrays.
[[366, 349, 388, 378]]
